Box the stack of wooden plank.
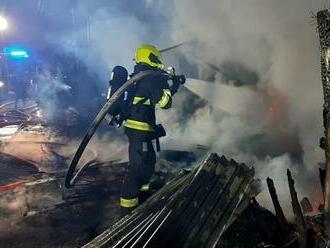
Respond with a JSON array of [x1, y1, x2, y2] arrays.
[[83, 153, 259, 248]]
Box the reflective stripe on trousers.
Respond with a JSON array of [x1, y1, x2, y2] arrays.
[[120, 197, 139, 208]]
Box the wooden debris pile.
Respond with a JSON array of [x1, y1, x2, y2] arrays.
[[83, 153, 260, 248]]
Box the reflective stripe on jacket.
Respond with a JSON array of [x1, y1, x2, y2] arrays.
[[124, 64, 172, 135]]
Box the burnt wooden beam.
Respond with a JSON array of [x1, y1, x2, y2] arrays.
[[287, 169, 306, 248], [266, 177, 290, 232]]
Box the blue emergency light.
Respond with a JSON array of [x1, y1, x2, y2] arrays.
[[4, 47, 29, 59], [10, 50, 29, 58]]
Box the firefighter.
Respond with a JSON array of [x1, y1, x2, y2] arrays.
[[120, 44, 184, 214]]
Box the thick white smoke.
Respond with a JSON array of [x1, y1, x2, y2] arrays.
[[12, 0, 327, 214], [167, 0, 323, 162], [161, 0, 327, 213]]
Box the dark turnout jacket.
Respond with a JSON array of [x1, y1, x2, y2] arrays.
[[124, 63, 172, 141]]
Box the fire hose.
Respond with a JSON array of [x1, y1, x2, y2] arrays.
[[65, 70, 171, 188]]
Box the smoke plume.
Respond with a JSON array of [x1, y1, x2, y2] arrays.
[[161, 0, 326, 213], [1, 0, 329, 215]]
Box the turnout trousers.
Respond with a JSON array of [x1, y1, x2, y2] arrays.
[[120, 138, 156, 211]]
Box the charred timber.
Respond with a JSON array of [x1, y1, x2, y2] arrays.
[[83, 153, 259, 248], [266, 177, 290, 232], [287, 169, 307, 248]]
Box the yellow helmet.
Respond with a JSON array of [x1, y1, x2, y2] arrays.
[[134, 44, 164, 69]]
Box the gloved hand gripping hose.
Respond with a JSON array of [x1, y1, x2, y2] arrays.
[[170, 75, 186, 95]]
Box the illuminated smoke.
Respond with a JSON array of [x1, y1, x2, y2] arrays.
[[0, 0, 328, 215]]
